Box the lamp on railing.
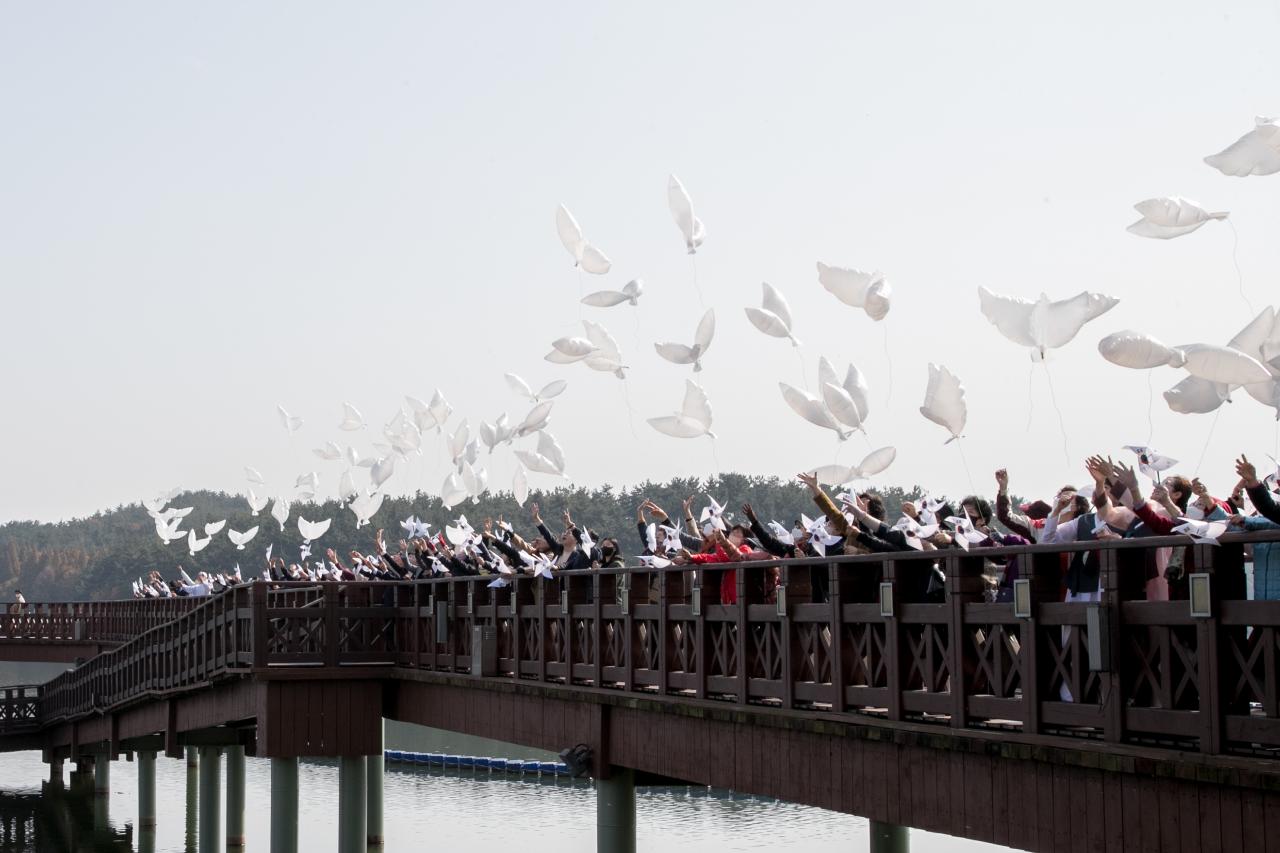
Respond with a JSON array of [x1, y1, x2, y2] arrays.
[[878, 582, 894, 619], [616, 573, 629, 616], [775, 582, 787, 617], [1013, 579, 1032, 619], [691, 571, 702, 617], [1189, 573, 1212, 619]]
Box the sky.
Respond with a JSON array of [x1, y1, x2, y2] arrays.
[[2, 1, 1279, 522]]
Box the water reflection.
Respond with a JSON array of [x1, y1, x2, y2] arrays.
[[0, 784, 133, 853]]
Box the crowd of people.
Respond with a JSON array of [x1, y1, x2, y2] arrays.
[[128, 453, 1280, 605]]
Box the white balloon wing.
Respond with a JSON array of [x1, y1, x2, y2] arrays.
[[204, 520, 227, 536], [1164, 376, 1231, 414], [246, 490, 269, 515], [648, 380, 714, 439], [1127, 197, 1228, 239], [338, 402, 365, 431], [667, 174, 704, 254], [297, 517, 332, 543], [556, 204, 585, 260], [512, 466, 530, 507], [779, 382, 846, 439], [919, 363, 967, 441], [1204, 117, 1280, 177], [816, 262, 891, 321], [228, 526, 259, 550], [1098, 331, 1185, 369], [581, 290, 629, 308], [270, 497, 291, 532], [277, 405, 303, 433]]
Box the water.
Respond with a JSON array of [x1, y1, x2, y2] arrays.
[[0, 666, 1008, 851]]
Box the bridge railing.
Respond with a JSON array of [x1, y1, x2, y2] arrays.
[[0, 686, 40, 734], [0, 598, 202, 647], [13, 530, 1280, 760]]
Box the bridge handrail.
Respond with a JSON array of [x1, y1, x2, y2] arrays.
[[10, 530, 1280, 760]]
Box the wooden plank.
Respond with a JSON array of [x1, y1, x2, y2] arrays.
[[1158, 776, 1182, 853], [1052, 762, 1072, 853], [1198, 783, 1223, 853], [1036, 760, 1055, 853], [1084, 768, 1107, 853], [1179, 777, 1200, 853], [964, 750, 994, 843], [1139, 772, 1161, 853], [1102, 768, 1123, 853], [1241, 790, 1266, 853], [1219, 785, 1243, 853], [1265, 790, 1280, 853]]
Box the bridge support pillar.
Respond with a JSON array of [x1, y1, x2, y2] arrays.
[[596, 767, 636, 853], [270, 757, 299, 853], [338, 756, 367, 853], [186, 747, 199, 853], [367, 719, 384, 847], [198, 746, 222, 853], [225, 745, 246, 847], [137, 750, 156, 829], [869, 820, 909, 853], [46, 758, 63, 787], [93, 752, 111, 796]]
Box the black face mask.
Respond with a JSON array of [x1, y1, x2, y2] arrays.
[[601, 547, 616, 558]]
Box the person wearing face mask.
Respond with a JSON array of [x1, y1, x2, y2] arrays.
[[595, 538, 624, 569], [671, 525, 752, 605]]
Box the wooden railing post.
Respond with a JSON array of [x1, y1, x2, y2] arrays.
[[1098, 549, 1125, 744], [324, 586, 340, 668], [251, 583, 268, 669], [946, 554, 985, 729]]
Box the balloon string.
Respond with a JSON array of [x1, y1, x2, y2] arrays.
[[709, 436, 721, 476], [618, 378, 639, 440], [691, 255, 706, 311], [1194, 406, 1223, 477], [577, 267, 585, 322], [1146, 370, 1155, 447], [795, 348, 809, 391], [955, 437, 976, 494], [1024, 362, 1035, 432], [881, 324, 894, 410], [1042, 361, 1071, 469], [1226, 219, 1255, 316]]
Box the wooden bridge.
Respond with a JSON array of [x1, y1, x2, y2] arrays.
[[4, 532, 1280, 852]]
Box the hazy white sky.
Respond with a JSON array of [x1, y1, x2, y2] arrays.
[[3, 1, 1279, 522]]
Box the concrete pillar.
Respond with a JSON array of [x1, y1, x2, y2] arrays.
[[225, 745, 246, 847], [270, 757, 299, 853], [186, 747, 199, 853], [367, 719, 384, 847], [338, 756, 367, 853], [47, 758, 63, 787], [137, 750, 157, 829], [198, 747, 222, 853], [93, 752, 111, 795], [596, 767, 636, 853], [869, 820, 909, 853]]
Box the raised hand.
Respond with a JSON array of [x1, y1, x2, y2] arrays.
[[1237, 455, 1260, 487], [796, 472, 819, 492], [741, 503, 757, 522], [994, 469, 1008, 493], [530, 502, 542, 523]]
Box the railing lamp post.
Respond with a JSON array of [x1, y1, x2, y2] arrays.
[[1013, 579, 1032, 619], [878, 582, 894, 619], [1189, 573, 1212, 619]]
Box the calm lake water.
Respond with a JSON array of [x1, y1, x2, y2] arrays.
[[0, 665, 1009, 852]]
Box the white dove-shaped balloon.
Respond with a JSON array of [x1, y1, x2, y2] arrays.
[[297, 516, 332, 543], [581, 320, 626, 378], [505, 373, 568, 403], [779, 382, 848, 440], [512, 466, 530, 507], [555, 204, 612, 274], [816, 262, 891, 321], [246, 490, 269, 515], [155, 518, 186, 545], [1126, 197, 1228, 239], [295, 472, 319, 492], [1204, 117, 1280, 177], [978, 287, 1119, 360], [441, 473, 468, 510], [203, 520, 227, 537], [745, 282, 800, 346], [546, 337, 598, 363], [349, 491, 385, 528], [667, 174, 705, 254], [513, 438, 565, 477], [313, 441, 343, 461], [227, 526, 259, 550], [654, 309, 715, 372], [187, 529, 211, 556], [270, 497, 291, 532], [514, 401, 554, 438], [581, 279, 644, 308], [648, 380, 716, 439], [919, 363, 967, 443], [245, 467, 265, 485], [277, 404, 303, 433], [817, 356, 871, 432], [337, 469, 358, 501], [808, 447, 897, 487], [370, 455, 396, 490], [1098, 330, 1186, 370], [448, 420, 470, 463], [338, 402, 365, 431]]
